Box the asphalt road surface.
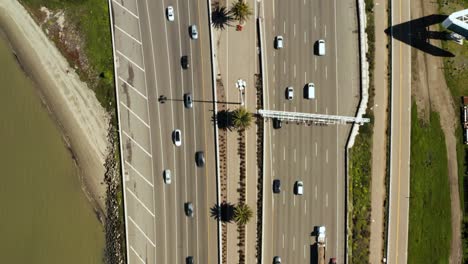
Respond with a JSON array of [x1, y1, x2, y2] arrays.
[[387, 0, 412, 262], [261, 0, 360, 263], [111, 0, 218, 263]]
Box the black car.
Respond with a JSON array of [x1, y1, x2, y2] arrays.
[[185, 202, 194, 217], [184, 93, 193, 108], [273, 118, 282, 129], [186, 256, 194, 264], [195, 151, 205, 167], [273, 179, 281, 193], [181, 55, 190, 69]]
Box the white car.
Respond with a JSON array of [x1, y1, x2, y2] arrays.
[[295, 181, 303, 195], [286, 87, 294, 100], [166, 6, 174, 21], [190, 25, 198, 39], [275, 36, 284, 49], [163, 169, 171, 184], [172, 129, 182, 146]]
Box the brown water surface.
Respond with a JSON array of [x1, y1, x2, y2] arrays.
[[0, 34, 104, 263]]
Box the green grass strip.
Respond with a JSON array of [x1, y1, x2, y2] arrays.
[[408, 102, 451, 264]]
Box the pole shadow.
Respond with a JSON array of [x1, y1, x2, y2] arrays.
[[385, 14, 455, 57]]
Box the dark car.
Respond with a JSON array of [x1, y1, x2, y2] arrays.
[[273, 256, 281, 264], [273, 179, 281, 193], [184, 93, 193, 108], [181, 55, 190, 69], [195, 151, 205, 167], [185, 202, 194, 217], [272, 118, 282, 129], [186, 256, 194, 264]]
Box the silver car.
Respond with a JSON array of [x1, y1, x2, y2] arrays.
[[275, 36, 284, 49], [184, 93, 193, 108], [273, 256, 281, 264], [172, 129, 182, 147], [185, 202, 194, 217], [163, 169, 171, 184], [286, 87, 294, 100], [190, 25, 198, 39]]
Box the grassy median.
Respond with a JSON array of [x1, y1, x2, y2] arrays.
[[349, 117, 373, 263], [408, 103, 451, 264]]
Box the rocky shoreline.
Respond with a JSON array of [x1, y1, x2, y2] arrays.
[[103, 125, 125, 264]]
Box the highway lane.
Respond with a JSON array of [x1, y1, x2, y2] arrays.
[[262, 0, 359, 262], [387, 0, 411, 262], [113, 0, 218, 262]]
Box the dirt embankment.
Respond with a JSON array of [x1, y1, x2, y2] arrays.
[[0, 0, 109, 217], [411, 0, 462, 263]]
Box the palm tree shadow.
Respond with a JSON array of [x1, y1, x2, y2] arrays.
[[385, 14, 455, 57], [210, 202, 236, 223], [212, 109, 234, 131], [212, 4, 234, 30]]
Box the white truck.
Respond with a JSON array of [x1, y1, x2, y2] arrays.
[[316, 226, 326, 264]]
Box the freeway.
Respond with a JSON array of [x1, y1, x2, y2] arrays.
[[110, 0, 218, 263], [261, 0, 360, 263], [387, 0, 412, 262]]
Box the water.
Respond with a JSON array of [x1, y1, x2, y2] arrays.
[[0, 34, 104, 263]]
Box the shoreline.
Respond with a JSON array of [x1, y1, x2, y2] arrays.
[[0, 0, 110, 219]]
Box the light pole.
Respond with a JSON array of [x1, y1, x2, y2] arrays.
[[236, 79, 246, 106]]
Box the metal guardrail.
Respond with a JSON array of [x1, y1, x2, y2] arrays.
[[205, 0, 223, 263], [257, 14, 266, 264]]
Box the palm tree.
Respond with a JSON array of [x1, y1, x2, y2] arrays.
[[232, 107, 252, 130], [230, 0, 253, 24], [234, 203, 253, 226], [212, 5, 234, 30]]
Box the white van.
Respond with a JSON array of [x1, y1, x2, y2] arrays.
[[305, 83, 315, 99], [317, 39, 326, 56]]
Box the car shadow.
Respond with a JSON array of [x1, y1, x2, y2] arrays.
[[385, 14, 455, 57]]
